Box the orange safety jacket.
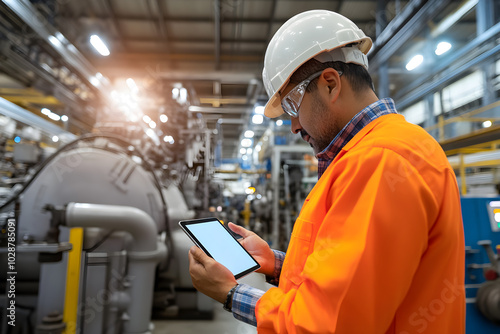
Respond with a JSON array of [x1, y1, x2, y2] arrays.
[[256, 114, 465, 333]]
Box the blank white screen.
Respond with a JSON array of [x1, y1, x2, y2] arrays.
[[186, 221, 257, 276]]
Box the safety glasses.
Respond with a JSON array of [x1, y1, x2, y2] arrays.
[[281, 70, 343, 118]]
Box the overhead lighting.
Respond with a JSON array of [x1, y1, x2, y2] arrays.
[[254, 106, 265, 115], [41, 108, 51, 115], [435, 42, 452, 55], [90, 76, 100, 87], [482, 120, 492, 128], [126, 78, 138, 93], [149, 121, 157, 129], [160, 114, 168, 123], [255, 144, 262, 152], [244, 130, 254, 138], [247, 148, 253, 154], [406, 55, 423, 71], [252, 114, 263, 124], [90, 34, 110, 56], [276, 120, 283, 126], [240, 148, 246, 154], [61, 115, 68, 122], [48, 113, 61, 121], [163, 135, 174, 144], [242, 155, 248, 161], [143, 115, 152, 123], [52, 135, 59, 142], [241, 138, 252, 147]]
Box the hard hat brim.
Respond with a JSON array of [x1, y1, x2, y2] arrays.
[[264, 93, 284, 118]]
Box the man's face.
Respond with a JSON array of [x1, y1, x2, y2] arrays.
[[286, 85, 342, 155]]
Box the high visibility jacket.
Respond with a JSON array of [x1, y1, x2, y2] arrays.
[[256, 114, 465, 333]]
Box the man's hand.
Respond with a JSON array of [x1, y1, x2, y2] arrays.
[[228, 223, 275, 276], [188, 246, 238, 303]]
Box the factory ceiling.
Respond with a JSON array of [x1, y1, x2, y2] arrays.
[[0, 0, 478, 161]]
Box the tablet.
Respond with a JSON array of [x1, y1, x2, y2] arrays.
[[179, 217, 260, 279]]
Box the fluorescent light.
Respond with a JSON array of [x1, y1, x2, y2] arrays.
[[48, 113, 61, 121], [406, 55, 423, 71], [254, 106, 265, 114], [52, 135, 59, 142], [255, 144, 262, 152], [61, 115, 68, 122], [435, 42, 452, 55], [276, 120, 283, 126], [126, 78, 138, 93], [247, 148, 253, 154], [241, 138, 252, 147], [240, 148, 246, 154], [149, 121, 156, 129], [482, 120, 492, 128], [244, 130, 254, 138], [252, 114, 263, 124], [90, 35, 110, 56], [41, 108, 51, 115], [160, 114, 168, 123], [143, 115, 152, 123], [146, 129, 155, 138]]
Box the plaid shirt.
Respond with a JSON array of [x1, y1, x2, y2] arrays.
[[231, 98, 398, 326], [317, 98, 398, 178]]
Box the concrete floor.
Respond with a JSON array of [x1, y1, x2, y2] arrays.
[[152, 273, 271, 334]]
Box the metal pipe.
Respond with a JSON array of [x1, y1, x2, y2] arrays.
[[65, 203, 165, 334]]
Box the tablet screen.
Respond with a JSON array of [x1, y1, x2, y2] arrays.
[[180, 218, 260, 279]]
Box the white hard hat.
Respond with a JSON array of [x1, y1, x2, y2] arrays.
[[262, 10, 373, 118]]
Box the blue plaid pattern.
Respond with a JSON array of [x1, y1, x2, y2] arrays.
[[232, 250, 285, 325], [317, 98, 398, 178]]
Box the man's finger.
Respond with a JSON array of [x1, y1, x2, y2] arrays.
[[228, 222, 252, 238], [189, 245, 213, 265]]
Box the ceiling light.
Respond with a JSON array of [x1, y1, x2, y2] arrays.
[[41, 108, 51, 115], [276, 120, 283, 126], [435, 42, 452, 55], [143, 115, 152, 123], [90, 76, 100, 87], [160, 114, 168, 123], [244, 130, 254, 138], [61, 115, 68, 122], [242, 155, 248, 161], [255, 144, 262, 152], [163, 135, 174, 144], [241, 138, 252, 147], [406, 55, 423, 71], [247, 148, 253, 154], [254, 106, 265, 114], [482, 120, 492, 128], [48, 113, 61, 121], [252, 114, 263, 124], [126, 78, 138, 93], [90, 34, 110, 56], [52, 135, 59, 142], [240, 148, 246, 154], [149, 121, 156, 129]]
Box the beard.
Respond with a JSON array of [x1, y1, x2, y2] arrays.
[[301, 95, 339, 155]]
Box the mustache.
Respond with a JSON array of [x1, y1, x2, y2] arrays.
[[300, 130, 309, 140]]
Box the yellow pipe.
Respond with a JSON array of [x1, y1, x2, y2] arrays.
[[459, 154, 467, 196], [62, 228, 84, 334]]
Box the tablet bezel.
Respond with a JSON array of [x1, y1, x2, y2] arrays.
[[179, 217, 261, 279]]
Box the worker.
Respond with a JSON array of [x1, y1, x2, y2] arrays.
[[189, 9, 465, 333]]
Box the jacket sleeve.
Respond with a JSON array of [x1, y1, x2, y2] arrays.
[[255, 147, 438, 333]]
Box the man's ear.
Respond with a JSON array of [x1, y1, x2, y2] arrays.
[[318, 68, 341, 102]]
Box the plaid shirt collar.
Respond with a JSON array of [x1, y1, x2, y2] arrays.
[[316, 98, 398, 179]]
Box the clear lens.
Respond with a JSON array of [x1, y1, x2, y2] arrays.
[[281, 82, 307, 117]]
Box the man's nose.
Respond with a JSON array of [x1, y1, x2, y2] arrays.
[[290, 116, 302, 134]]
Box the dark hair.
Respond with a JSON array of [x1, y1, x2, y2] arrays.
[[289, 59, 375, 94]]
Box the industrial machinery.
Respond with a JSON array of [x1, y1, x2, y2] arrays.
[[0, 134, 211, 334], [462, 197, 500, 332]]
